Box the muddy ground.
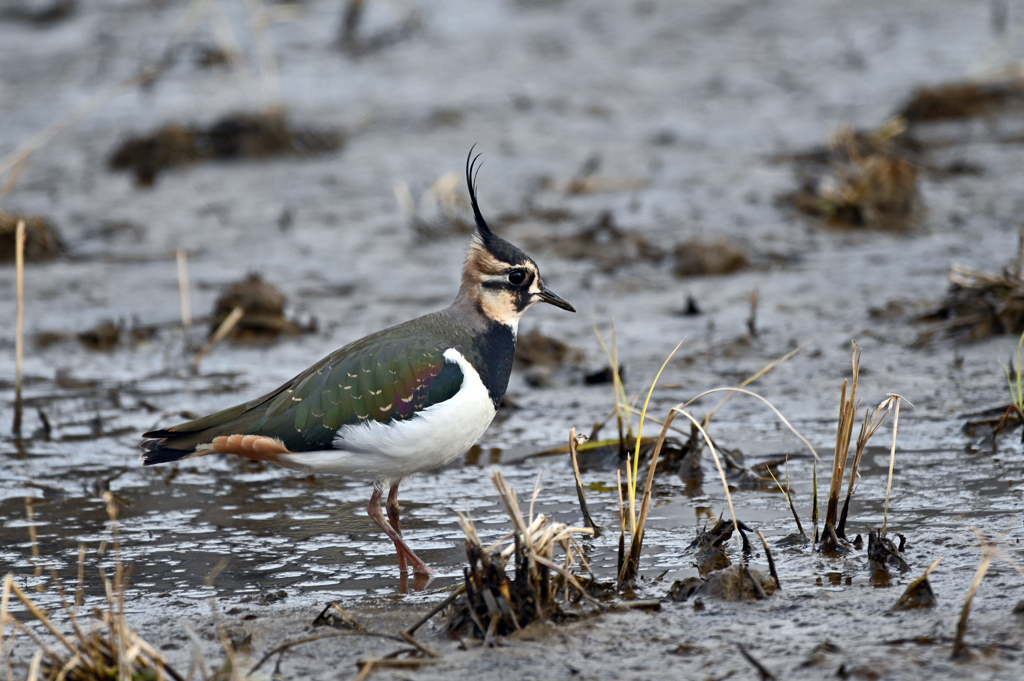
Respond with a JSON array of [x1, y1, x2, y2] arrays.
[[2, 0, 1024, 679]]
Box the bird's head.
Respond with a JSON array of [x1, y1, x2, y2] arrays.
[[458, 149, 575, 328]]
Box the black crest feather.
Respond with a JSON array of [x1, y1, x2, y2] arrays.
[[463, 145, 532, 266], [466, 144, 492, 238]]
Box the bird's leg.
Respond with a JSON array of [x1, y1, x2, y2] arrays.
[[386, 483, 407, 573], [367, 486, 434, 576]]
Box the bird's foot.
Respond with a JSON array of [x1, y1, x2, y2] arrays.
[[399, 570, 434, 594], [396, 544, 434, 576]]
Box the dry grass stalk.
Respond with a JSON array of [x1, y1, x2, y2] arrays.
[[13, 220, 25, 440], [825, 344, 861, 531], [1, 493, 183, 681], [837, 399, 892, 538], [881, 395, 906, 537], [765, 459, 805, 539], [613, 338, 685, 581], [755, 530, 781, 591], [450, 471, 593, 640], [192, 305, 244, 369], [176, 250, 192, 329], [811, 460, 819, 543], [25, 498, 43, 587], [568, 429, 602, 534], [403, 585, 466, 637], [952, 542, 995, 660], [618, 403, 749, 586], [592, 320, 632, 457], [75, 544, 86, 608]]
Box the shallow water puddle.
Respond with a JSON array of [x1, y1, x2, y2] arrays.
[[2, 417, 1020, 611]]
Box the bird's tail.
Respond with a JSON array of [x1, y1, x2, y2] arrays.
[[141, 401, 266, 466]]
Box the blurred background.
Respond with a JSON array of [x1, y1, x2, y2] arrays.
[[2, 1, 1024, 670]]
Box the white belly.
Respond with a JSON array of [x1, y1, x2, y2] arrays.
[[276, 348, 497, 482]]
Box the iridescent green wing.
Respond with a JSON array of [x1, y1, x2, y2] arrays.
[[247, 333, 465, 451]]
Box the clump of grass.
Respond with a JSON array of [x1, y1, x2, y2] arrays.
[[586, 325, 808, 587], [447, 471, 594, 642], [817, 344, 902, 554], [624, 383, 817, 591], [108, 109, 343, 186], [899, 76, 1024, 122], [782, 119, 920, 231], [210, 273, 316, 341], [1003, 328, 1024, 418], [1, 212, 63, 263], [820, 344, 862, 552], [615, 339, 684, 585], [962, 326, 1024, 447], [0, 492, 183, 681], [673, 239, 750, 278], [919, 230, 1024, 343]]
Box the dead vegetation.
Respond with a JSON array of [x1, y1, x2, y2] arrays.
[[0, 0, 75, 25], [0, 212, 63, 262], [781, 73, 1024, 231], [0, 493, 184, 681], [899, 76, 1024, 123], [673, 239, 750, 277], [918, 235, 1024, 343], [814, 344, 904, 564], [447, 471, 594, 641], [108, 109, 343, 186], [210, 273, 316, 340], [780, 120, 920, 231], [536, 211, 663, 273]]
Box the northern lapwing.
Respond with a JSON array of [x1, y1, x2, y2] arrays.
[[141, 150, 575, 577]]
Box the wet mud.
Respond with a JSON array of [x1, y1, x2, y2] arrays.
[[2, 1, 1024, 679]]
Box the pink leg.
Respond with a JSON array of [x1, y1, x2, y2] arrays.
[[386, 484, 408, 573], [367, 485, 434, 576]]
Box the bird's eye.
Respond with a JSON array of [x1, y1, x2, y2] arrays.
[[508, 270, 527, 286]]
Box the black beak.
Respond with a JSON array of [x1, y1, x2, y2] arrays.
[[537, 288, 576, 312]]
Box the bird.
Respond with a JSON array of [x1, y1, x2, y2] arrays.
[[140, 149, 575, 578]]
